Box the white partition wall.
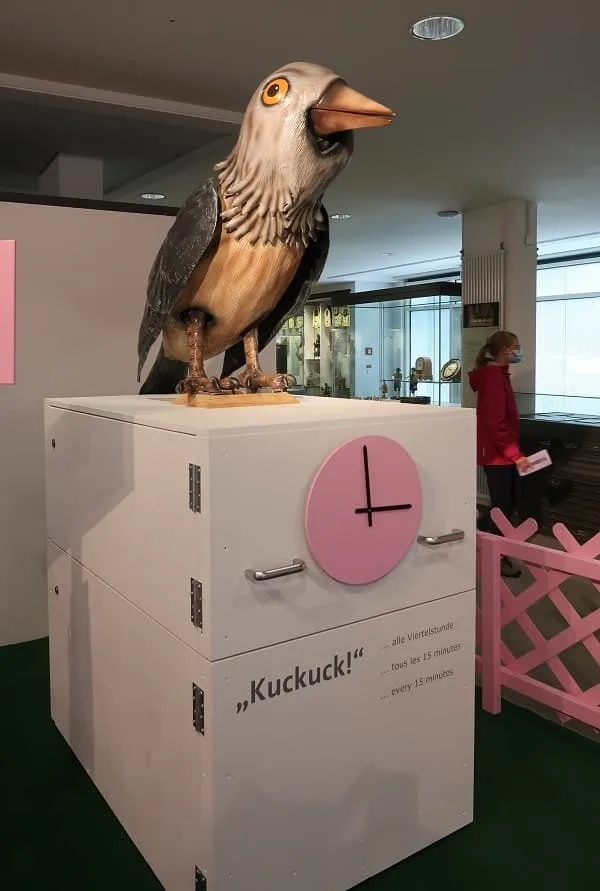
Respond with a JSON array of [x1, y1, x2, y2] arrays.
[[0, 198, 275, 646], [0, 201, 169, 645]]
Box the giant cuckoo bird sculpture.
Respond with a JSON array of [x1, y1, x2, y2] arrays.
[[137, 62, 394, 398]]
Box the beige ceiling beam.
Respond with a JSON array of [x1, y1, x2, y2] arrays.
[[0, 71, 242, 130]]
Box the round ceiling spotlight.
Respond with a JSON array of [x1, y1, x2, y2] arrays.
[[331, 213, 351, 221], [140, 192, 166, 201], [410, 16, 465, 41], [438, 209, 460, 218]]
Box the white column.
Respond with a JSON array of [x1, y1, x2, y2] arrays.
[[461, 199, 537, 408], [39, 153, 104, 200]]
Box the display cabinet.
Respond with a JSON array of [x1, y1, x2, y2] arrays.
[[275, 312, 305, 387], [275, 283, 462, 405], [380, 293, 462, 406], [514, 392, 600, 542], [276, 293, 354, 397], [45, 393, 476, 891], [303, 301, 354, 398]]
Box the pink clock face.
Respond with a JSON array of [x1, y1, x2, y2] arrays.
[[305, 435, 423, 586]]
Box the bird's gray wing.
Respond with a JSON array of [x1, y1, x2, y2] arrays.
[[137, 178, 219, 380], [220, 207, 330, 379]]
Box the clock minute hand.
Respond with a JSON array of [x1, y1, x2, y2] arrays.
[[362, 444, 374, 527]]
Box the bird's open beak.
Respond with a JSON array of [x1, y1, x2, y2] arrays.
[[311, 81, 395, 135]]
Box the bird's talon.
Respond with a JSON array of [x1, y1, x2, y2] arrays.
[[243, 375, 259, 393], [241, 371, 295, 392], [218, 376, 241, 391], [176, 375, 221, 397]]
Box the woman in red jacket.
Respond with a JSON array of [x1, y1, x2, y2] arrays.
[[468, 330, 530, 576]]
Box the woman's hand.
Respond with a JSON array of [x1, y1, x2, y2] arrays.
[[516, 456, 531, 473]]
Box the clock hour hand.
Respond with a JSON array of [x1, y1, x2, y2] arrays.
[[355, 503, 412, 515]]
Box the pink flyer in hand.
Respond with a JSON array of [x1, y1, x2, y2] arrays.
[[0, 240, 15, 384]]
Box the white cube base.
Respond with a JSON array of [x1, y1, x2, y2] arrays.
[[45, 394, 476, 891]]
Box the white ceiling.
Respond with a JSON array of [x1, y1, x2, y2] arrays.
[[1, 0, 600, 282]]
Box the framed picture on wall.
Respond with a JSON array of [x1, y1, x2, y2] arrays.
[[0, 240, 16, 385], [462, 300, 501, 391], [462, 301, 500, 329]]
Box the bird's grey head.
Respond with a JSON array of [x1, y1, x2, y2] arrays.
[[215, 62, 394, 247]]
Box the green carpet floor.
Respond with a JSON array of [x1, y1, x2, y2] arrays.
[[2, 638, 599, 890]]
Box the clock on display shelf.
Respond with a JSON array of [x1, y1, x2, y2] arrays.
[[440, 358, 462, 383], [414, 356, 433, 380], [304, 435, 423, 585]]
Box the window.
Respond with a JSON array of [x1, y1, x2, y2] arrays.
[[536, 260, 600, 413]]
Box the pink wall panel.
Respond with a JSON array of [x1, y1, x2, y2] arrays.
[[0, 239, 15, 385]]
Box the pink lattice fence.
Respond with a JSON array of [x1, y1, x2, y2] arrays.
[[476, 508, 600, 732]]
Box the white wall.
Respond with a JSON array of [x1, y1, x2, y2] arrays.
[[353, 304, 382, 398], [350, 279, 400, 398], [0, 200, 274, 646]]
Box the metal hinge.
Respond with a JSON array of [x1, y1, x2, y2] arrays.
[[190, 578, 203, 630], [192, 683, 205, 735], [188, 464, 201, 513], [195, 866, 207, 890]]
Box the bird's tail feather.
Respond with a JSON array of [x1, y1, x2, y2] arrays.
[[139, 347, 187, 395]]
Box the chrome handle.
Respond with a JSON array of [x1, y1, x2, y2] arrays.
[[417, 529, 465, 547], [245, 558, 306, 582]]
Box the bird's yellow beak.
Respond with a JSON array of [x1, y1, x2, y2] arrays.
[[311, 80, 395, 136]]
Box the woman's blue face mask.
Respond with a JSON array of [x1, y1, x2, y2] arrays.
[[509, 348, 523, 364]]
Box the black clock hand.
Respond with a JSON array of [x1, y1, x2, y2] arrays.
[[362, 444, 374, 527], [357, 443, 413, 524], [356, 503, 412, 515]]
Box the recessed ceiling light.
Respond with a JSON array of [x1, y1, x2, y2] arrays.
[[438, 209, 460, 218], [140, 192, 166, 201], [331, 213, 351, 221], [410, 16, 465, 41]]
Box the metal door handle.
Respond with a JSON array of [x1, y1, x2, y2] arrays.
[[417, 529, 465, 547], [245, 558, 306, 582]]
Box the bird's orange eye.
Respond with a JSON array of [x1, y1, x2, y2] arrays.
[[261, 77, 290, 107]]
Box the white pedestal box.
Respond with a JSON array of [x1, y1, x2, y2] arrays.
[[44, 394, 477, 891]]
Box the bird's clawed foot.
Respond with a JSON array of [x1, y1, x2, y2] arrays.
[[217, 376, 242, 392], [241, 369, 296, 392], [176, 375, 221, 397], [176, 375, 242, 398]]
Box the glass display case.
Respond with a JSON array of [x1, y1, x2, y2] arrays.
[[514, 391, 600, 418], [275, 283, 462, 404], [275, 295, 355, 397], [275, 312, 305, 387], [381, 293, 462, 406], [514, 392, 600, 543]]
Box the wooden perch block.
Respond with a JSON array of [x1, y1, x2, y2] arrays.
[[172, 391, 299, 409]]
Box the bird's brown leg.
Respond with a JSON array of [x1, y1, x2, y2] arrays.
[[176, 309, 222, 397], [241, 327, 296, 392]]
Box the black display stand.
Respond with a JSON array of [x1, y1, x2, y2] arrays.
[[519, 413, 600, 542]]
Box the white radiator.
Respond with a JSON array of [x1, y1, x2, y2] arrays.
[[461, 250, 505, 306]]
